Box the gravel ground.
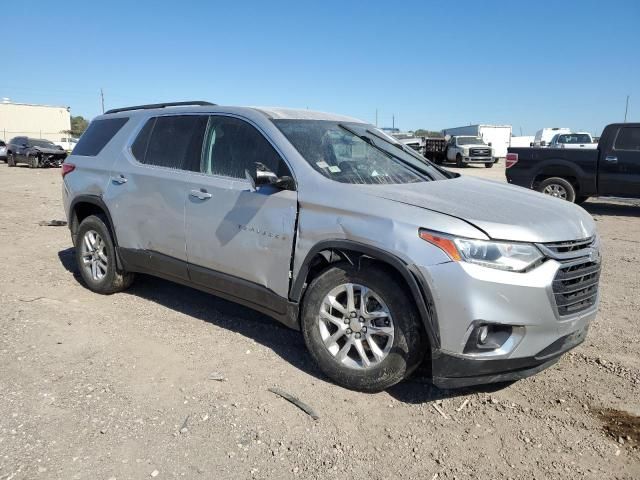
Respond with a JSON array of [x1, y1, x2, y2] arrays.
[[0, 161, 638, 480]]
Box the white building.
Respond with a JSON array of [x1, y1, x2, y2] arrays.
[[0, 99, 71, 142]]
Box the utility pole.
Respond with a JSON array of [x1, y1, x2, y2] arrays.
[[624, 95, 630, 122], [375, 109, 378, 127], [392, 114, 395, 130], [100, 88, 105, 114]]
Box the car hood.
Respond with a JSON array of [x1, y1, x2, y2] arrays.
[[32, 146, 66, 155], [358, 175, 595, 243]]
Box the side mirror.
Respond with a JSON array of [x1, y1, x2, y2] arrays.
[[245, 162, 294, 191], [488, 142, 492, 146], [529, 142, 534, 147], [540, 141, 546, 147]]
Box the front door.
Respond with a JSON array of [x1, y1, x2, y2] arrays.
[[185, 115, 297, 313], [106, 114, 208, 279], [598, 126, 640, 198]]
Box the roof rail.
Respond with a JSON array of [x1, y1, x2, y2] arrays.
[[104, 101, 216, 115]]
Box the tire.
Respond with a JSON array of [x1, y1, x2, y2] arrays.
[[537, 177, 576, 202], [301, 263, 425, 392], [7, 153, 16, 167], [28, 155, 39, 169], [575, 196, 590, 205], [484, 162, 493, 168], [75, 214, 135, 294], [455, 153, 464, 168]]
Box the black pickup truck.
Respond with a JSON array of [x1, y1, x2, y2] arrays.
[[506, 123, 640, 203]]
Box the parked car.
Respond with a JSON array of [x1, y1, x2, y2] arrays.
[[532, 127, 571, 147], [547, 132, 597, 149], [506, 123, 640, 203], [445, 136, 495, 168], [0, 141, 6, 161], [62, 101, 599, 391], [55, 137, 79, 152], [441, 124, 512, 158], [6, 137, 67, 168]]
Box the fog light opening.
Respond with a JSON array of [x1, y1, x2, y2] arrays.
[[464, 323, 514, 354]]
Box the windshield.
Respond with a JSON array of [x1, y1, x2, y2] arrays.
[[456, 137, 486, 145], [29, 139, 57, 148], [557, 134, 592, 144], [274, 120, 450, 185]]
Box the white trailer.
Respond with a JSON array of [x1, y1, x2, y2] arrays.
[[509, 135, 535, 148], [441, 124, 512, 158]]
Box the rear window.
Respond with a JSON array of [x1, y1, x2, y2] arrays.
[[133, 115, 208, 171], [614, 127, 640, 151], [73, 117, 129, 156]]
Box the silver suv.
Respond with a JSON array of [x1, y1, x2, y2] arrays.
[[62, 101, 600, 391]]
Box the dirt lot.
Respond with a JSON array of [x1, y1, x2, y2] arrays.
[[1, 161, 639, 480]]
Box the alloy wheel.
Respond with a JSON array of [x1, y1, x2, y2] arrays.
[[543, 183, 568, 199], [80, 230, 108, 281], [317, 283, 394, 369]]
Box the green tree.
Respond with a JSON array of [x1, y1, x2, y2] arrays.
[[414, 129, 442, 137], [70, 116, 89, 137]]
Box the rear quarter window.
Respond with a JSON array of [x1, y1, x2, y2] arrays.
[[614, 127, 640, 151], [73, 117, 129, 156]]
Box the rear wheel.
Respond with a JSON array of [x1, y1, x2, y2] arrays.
[[301, 264, 425, 392], [455, 153, 464, 168], [537, 177, 576, 203], [75, 215, 135, 294]]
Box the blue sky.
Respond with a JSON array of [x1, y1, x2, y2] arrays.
[[4, 0, 639, 135]]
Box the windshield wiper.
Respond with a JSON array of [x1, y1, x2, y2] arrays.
[[337, 124, 434, 181]]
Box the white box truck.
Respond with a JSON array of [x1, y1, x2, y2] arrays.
[[441, 124, 512, 158]]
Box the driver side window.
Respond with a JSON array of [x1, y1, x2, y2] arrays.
[[202, 116, 291, 179]]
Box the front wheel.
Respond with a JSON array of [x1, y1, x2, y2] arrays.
[[484, 162, 494, 168], [301, 264, 425, 392], [7, 153, 16, 167], [75, 215, 135, 294], [28, 155, 39, 169], [537, 177, 576, 202], [455, 153, 464, 168]]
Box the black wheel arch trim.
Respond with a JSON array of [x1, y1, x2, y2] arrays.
[[68, 195, 124, 270], [529, 159, 592, 192], [290, 240, 441, 349]]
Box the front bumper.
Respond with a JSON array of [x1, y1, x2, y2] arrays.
[[431, 324, 588, 388], [464, 156, 494, 164], [418, 258, 598, 388]]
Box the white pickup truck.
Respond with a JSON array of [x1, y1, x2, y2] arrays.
[[445, 136, 495, 168], [548, 132, 598, 149]]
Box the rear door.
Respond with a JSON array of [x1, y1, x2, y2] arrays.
[[105, 114, 208, 279], [598, 126, 640, 198], [185, 114, 297, 310]]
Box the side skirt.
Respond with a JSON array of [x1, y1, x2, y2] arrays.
[[118, 248, 300, 330]]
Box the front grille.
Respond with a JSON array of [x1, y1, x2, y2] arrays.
[[539, 237, 601, 316], [543, 237, 594, 256], [470, 148, 491, 157], [552, 260, 600, 315]]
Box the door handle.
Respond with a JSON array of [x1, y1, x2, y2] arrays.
[[189, 188, 212, 200], [112, 174, 128, 184], [605, 155, 618, 163]]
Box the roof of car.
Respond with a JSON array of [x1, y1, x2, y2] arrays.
[[100, 103, 365, 124], [250, 107, 364, 123]]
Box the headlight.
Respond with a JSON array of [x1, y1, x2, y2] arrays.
[[419, 230, 544, 272]]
